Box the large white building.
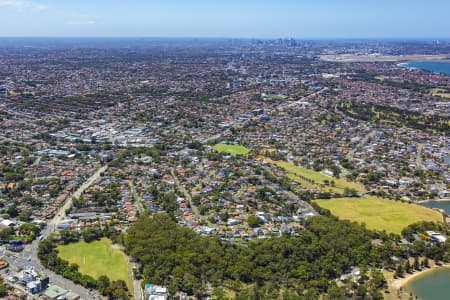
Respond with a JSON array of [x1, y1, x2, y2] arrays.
[[426, 231, 448, 243], [144, 284, 168, 300]]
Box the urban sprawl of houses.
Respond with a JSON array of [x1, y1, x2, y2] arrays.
[[0, 38, 449, 299]]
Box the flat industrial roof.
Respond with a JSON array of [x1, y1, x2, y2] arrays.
[[44, 285, 67, 298]]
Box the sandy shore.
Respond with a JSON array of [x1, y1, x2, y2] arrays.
[[391, 264, 450, 290]]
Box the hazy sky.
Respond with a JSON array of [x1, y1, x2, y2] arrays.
[[0, 0, 449, 38]]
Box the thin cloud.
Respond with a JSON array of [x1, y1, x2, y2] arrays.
[[66, 20, 97, 26], [0, 0, 47, 11], [66, 13, 98, 26]]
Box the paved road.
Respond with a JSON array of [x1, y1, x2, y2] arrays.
[[346, 130, 376, 159], [126, 180, 145, 300], [128, 180, 145, 214], [171, 169, 202, 221], [276, 88, 327, 111], [262, 166, 317, 214], [201, 133, 222, 144], [49, 165, 108, 230], [416, 143, 425, 170], [131, 262, 143, 300], [2, 247, 97, 300], [4, 166, 109, 300]]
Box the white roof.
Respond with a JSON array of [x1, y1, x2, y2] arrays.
[[1, 220, 15, 226], [154, 286, 167, 293], [149, 296, 166, 300]]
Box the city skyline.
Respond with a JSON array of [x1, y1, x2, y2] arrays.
[[0, 0, 450, 39]]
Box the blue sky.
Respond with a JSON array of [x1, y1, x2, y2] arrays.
[[0, 0, 449, 38]]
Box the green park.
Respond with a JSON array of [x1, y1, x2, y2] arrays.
[[214, 143, 250, 156], [57, 238, 132, 289], [266, 159, 364, 194], [314, 196, 443, 235]]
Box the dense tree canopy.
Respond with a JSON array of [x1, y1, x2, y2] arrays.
[[126, 213, 394, 298]]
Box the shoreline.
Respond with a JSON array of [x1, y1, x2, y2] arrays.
[[320, 54, 450, 63], [391, 264, 450, 290], [398, 61, 450, 76], [416, 199, 450, 204]]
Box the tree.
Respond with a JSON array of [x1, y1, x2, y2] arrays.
[[325, 282, 347, 300], [331, 165, 341, 178], [68, 263, 79, 272], [125, 213, 392, 296], [109, 280, 130, 299], [98, 275, 111, 295], [423, 257, 430, 268], [60, 230, 79, 244], [247, 215, 261, 228], [369, 267, 387, 295], [6, 205, 18, 218], [220, 211, 229, 222], [0, 227, 14, 243], [0, 277, 7, 297], [413, 257, 420, 270], [343, 187, 358, 197], [355, 285, 368, 299], [236, 286, 259, 300], [394, 265, 404, 278], [212, 287, 230, 300], [73, 196, 86, 208], [19, 223, 40, 237], [18, 209, 32, 222], [405, 260, 411, 274], [82, 227, 102, 243]]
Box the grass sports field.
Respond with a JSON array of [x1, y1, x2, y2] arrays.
[[57, 238, 131, 289], [314, 197, 442, 234], [266, 159, 364, 194], [267, 95, 288, 100], [214, 143, 250, 156], [430, 88, 450, 98]]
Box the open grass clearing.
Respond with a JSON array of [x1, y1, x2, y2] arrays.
[[214, 144, 250, 156], [430, 88, 450, 98], [266, 159, 365, 193], [267, 95, 288, 100], [314, 196, 443, 235], [57, 238, 131, 289], [287, 173, 342, 193]]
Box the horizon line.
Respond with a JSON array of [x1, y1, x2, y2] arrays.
[[0, 36, 449, 41]]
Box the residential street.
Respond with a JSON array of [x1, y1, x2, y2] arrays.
[[346, 130, 376, 159], [171, 168, 202, 220], [1, 166, 108, 300], [128, 180, 145, 214], [49, 165, 108, 231]]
